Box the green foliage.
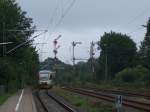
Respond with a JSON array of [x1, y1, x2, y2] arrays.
[[139, 18, 150, 69], [0, 0, 34, 56], [117, 68, 135, 82], [0, 92, 14, 105], [115, 66, 150, 86], [0, 0, 39, 91], [97, 31, 137, 79]]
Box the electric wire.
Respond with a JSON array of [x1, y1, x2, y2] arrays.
[[127, 27, 144, 35], [49, 0, 76, 34], [116, 6, 150, 32], [40, 0, 63, 59], [7, 31, 47, 54], [47, 0, 60, 30], [39, 32, 47, 61], [40, 0, 76, 62], [40, 0, 60, 60]]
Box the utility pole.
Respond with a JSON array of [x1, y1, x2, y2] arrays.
[[53, 35, 61, 61], [105, 52, 108, 81], [53, 35, 61, 72], [72, 41, 82, 65], [71, 41, 82, 78], [90, 41, 95, 73], [104, 44, 108, 81], [72, 41, 75, 65], [90, 41, 99, 74], [3, 21, 6, 56]]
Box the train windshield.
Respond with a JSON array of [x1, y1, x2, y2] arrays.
[[39, 72, 49, 80]]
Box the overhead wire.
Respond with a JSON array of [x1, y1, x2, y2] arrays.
[[47, 0, 60, 30], [60, 0, 64, 18], [40, 0, 76, 62], [39, 32, 47, 61], [113, 6, 150, 45], [40, 0, 60, 61], [112, 5, 150, 39], [116, 6, 150, 32], [7, 30, 47, 54], [63, 0, 76, 17], [40, 1, 149, 62], [49, 0, 76, 34], [127, 27, 144, 35]]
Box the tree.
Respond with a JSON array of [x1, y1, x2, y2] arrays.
[[0, 0, 39, 90], [0, 0, 34, 57], [139, 18, 150, 69], [97, 32, 137, 79]]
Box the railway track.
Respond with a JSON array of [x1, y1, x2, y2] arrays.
[[85, 87, 150, 99], [35, 91, 49, 112], [102, 89, 150, 99], [63, 87, 150, 111], [35, 90, 77, 112], [74, 86, 150, 99]]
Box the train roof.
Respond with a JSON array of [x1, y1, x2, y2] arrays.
[[39, 70, 55, 74]]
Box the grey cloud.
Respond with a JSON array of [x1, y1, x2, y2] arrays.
[[16, 0, 150, 62]]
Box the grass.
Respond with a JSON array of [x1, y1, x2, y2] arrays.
[[0, 92, 13, 105], [52, 87, 113, 112]]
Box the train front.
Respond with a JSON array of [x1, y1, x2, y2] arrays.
[[39, 70, 53, 89]]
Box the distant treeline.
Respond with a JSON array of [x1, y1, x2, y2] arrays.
[[0, 0, 39, 92]]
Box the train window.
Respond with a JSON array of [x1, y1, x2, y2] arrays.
[[49, 75, 52, 80], [39, 73, 49, 80], [40, 77, 48, 81]]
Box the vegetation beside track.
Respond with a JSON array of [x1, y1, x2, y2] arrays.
[[0, 92, 14, 105], [51, 87, 113, 112]]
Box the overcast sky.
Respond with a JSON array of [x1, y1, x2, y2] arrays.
[[16, 0, 150, 64]]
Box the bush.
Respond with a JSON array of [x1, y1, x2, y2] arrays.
[[115, 65, 150, 86]]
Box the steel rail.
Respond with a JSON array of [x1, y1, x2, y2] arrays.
[[71, 88, 150, 106], [102, 89, 150, 99], [35, 91, 49, 112], [46, 91, 77, 112], [63, 87, 150, 111]]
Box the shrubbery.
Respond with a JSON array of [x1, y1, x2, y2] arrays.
[[115, 65, 150, 87]]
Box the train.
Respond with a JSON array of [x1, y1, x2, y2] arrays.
[[38, 70, 55, 89]]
